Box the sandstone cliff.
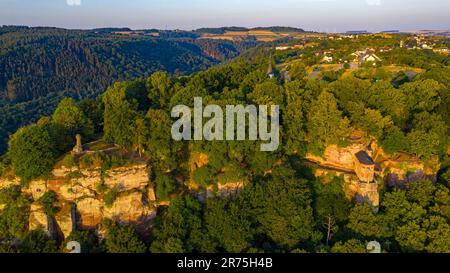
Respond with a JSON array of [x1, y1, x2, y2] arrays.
[[188, 152, 246, 202], [3, 163, 157, 240], [307, 141, 440, 207]]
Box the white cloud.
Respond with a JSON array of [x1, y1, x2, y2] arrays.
[[366, 0, 381, 6], [66, 0, 81, 6]]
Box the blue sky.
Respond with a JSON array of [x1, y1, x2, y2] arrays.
[[0, 0, 449, 32]]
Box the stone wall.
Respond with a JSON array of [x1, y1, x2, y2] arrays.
[[305, 144, 367, 172], [352, 152, 375, 183], [306, 142, 440, 207], [354, 182, 379, 207]]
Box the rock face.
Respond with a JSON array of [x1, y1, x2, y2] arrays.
[[355, 182, 379, 207], [307, 142, 439, 207], [307, 143, 379, 206], [103, 191, 154, 224], [26, 180, 47, 200], [55, 203, 75, 239], [379, 157, 439, 187], [15, 163, 157, 239], [346, 178, 379, 207], [29, 203, 49, 235], [76, 198, 103, 229], [372, 142, 440, 183], [306, 144, 367, 172], [0, 176, 20, 190], [217, 182, 245, 197]]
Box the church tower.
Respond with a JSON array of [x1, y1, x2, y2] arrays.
[[267, 56, 275, 79]]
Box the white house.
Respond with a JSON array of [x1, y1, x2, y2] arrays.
[[322, 55, 333, 63], [276, 46, 291, 51], [363, 54, 381, 63], [421, 43, 433, 50], [352, 49, 381, 65]]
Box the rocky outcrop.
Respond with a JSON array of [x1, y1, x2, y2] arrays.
[[14, 163, 158, 239], [26, 180, 47, 200], [379, 157, 439, 187], [308, 141, 439, 207], [356, 182, 379, 208], [28, 203, 49, 235], [55, 203, 75, 239], [217, 182, 245, 197], [0, 176, 20, 190], [103, 191, 154, 223], [306, 144, 367, 172], [76, 197, 103, 229], [368, 142, 438, 187], [345, 176, 379, 207]]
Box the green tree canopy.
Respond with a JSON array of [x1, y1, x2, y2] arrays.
[[8, 125, 56, 182]]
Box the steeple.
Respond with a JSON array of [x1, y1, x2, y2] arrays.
[[267, 56, 274, 79]]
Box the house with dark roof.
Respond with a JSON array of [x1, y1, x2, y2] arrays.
[[351, 49, 381, 66]]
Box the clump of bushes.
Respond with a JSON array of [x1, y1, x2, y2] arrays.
[[217, 162, 247, 185], [193, 165, 216, 186], [62, 154, 77, 168], [95, 180, 108, 194], [102, 219, 146, 253], [79, 154, 94, 169], [104, 185, 120, 208], [155, 172, 177, 200], [62, 230, 104, 253], [38, 191, 60, 217]]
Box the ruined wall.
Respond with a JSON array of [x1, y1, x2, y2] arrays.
[[305, 144, 367, 172], [354, 182, 379, 207], [308, 142, 439, 207], [352, 152, 375, 183], [354, 163, 375, 183]]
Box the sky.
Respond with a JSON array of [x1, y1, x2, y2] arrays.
[[0, 0, 449, 32]]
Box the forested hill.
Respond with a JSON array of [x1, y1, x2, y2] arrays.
[[0, 26, 257, 154]]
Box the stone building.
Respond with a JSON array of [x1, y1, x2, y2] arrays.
[[353, 151, 375, 183], [72, 134, 83, 154], [267, 58, 274, 79], [353, 150, 378, 207]]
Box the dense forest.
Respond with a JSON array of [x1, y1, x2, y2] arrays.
[[0, 26, 257, 154], [0, 31, 449, 252]]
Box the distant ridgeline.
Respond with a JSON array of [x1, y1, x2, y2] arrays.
[[0, 26, 257, 154], [195, 26, 306, 35]]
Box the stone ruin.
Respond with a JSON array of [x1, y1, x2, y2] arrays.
[[352, 150, 379, 207], [353, 151, 375, 183], [72, 134, 83, 154]]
